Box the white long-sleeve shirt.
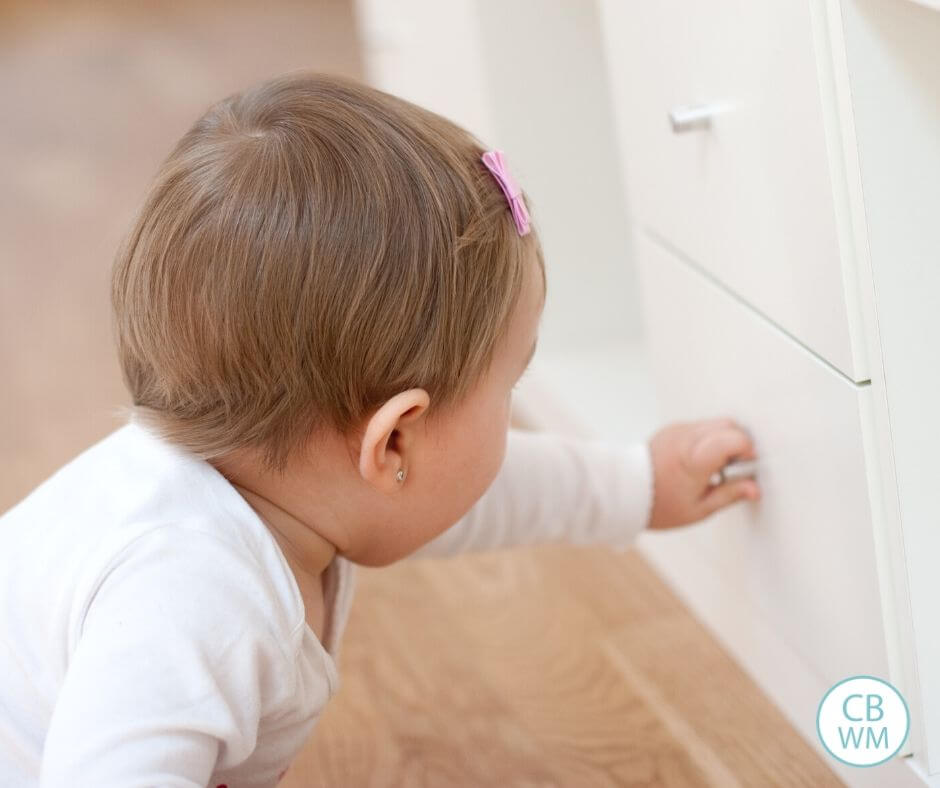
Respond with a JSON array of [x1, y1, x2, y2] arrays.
[[0, 419, 654, 787]]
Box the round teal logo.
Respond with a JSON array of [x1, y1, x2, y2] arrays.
[[816, 675, 909, 767]]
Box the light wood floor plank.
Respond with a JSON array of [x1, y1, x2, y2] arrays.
[[287, 547, 843, 787]]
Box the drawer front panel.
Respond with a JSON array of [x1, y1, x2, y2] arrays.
[[601, 0, 866, 380], [635, 231, 889, 687]]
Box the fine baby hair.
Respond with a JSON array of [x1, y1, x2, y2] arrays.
[[111, 71, 545, 475]]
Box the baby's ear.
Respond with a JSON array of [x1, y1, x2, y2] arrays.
[[357, 389, 429, 494]]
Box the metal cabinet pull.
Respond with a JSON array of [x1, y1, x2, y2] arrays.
[[668, 102, 727, 133]]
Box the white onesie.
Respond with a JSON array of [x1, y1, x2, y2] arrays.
[[0, 418, 653, 787]]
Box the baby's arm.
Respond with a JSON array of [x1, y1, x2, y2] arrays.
[[409, 428, 654, 559], [40, 525, 297, 787]]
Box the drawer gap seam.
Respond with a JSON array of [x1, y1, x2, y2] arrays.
[[642, 226, 872, 390]]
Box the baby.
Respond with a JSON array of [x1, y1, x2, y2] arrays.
[[0, 72, 760, 787]]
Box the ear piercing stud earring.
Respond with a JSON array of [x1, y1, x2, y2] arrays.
[[396, 469, 406, 483]]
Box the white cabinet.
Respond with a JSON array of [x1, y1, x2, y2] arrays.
[[636, 232, 890, 688], [837, 0, 940, 778], [601, 0, 871, 382], [601, 0, 940, 784]]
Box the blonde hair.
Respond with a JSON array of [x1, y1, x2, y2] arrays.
[[111, 71, 545, 474]]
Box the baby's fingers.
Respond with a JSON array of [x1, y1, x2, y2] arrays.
[[689, 425, 756, 479], [696, 478, 760, 520]]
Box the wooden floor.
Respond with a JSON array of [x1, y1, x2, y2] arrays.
[[1, 3, 842, 786], [287, 545, 842, 787]]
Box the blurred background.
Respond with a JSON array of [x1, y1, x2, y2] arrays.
[[0, 0, 655, 513]]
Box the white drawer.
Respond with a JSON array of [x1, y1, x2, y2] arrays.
[[600, 0, 869, 381], [633, 230, 894, 702]]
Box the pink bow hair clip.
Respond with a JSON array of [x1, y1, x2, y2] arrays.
[[481, 149, 531, 236]]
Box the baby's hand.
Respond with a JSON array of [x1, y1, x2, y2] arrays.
[[646, 418, 760, 530]]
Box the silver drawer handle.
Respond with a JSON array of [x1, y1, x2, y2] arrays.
[[709, 459, 758, 487], [668, 102, 728, 133]]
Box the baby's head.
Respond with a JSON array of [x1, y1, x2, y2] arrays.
[[111, 71, 545, 564]]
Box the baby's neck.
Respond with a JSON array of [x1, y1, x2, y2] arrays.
[[230, 482, 336, 641], [230, 482, 337, 574]]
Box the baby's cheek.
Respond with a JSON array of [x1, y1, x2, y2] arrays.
[[484, 423, 510, 488]]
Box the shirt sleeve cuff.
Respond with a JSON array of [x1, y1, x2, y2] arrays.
[[579, 436, 656, 552]]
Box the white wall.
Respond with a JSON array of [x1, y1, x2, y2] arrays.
[[354, 0, 644, 355]]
